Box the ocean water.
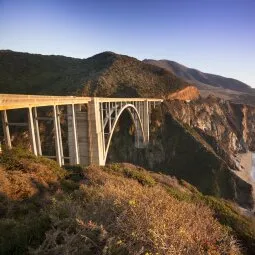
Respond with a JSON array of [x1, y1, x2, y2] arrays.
[[252, 153, 255, 181]]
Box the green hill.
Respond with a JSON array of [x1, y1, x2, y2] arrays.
[[0, 50, 190, 97]]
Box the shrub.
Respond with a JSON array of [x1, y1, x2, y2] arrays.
[[104, 163, 156, 186], [33, 166, 241, 255], [201, 196, 255, 253], [0, 152, 249, 254]]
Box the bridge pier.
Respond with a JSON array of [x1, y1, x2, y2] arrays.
[[33, 107, 42, 156], [1, 110, 12, 149], [28, 107, 38, 156], [88, 98, 105, 165], [53, 105, 63, 166], [143, 100, 150, 145], [67, 104, 90, 165], [67, 105, 79, 165]]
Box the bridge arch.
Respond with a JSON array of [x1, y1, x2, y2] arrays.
[[102, 103, 145, 164]]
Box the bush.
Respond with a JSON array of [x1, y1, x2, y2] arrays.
[[0, 152, 250, 254], [32, 165, 241, 255], [0, 147, 65, 178], [104, 163, 156, 186]]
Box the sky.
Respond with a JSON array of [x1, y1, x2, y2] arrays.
[[0, 0, 254, 87]]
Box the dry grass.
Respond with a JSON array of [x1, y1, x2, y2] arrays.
[[0, 149, 250, 254], [0, 150, 65, 200], [32, 166, 241, 255], [0, 161, 61, 200]]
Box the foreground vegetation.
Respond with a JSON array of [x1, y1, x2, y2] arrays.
[[0, 148, 254, 254]]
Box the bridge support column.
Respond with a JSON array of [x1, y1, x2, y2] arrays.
[[67, 105, 90, 165], [33, 107, 42, 156], [143, 100, 150, 145], [28, 108, 38, 156], [88, 98, 105, 165], [53, 105, 63, 166], [67, 105, 80, 165], [1, 110, 11, 149]]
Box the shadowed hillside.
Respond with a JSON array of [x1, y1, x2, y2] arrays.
[[0, 50, 190, 98]]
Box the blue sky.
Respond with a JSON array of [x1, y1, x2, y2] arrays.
[[0, 0, 254, 87]]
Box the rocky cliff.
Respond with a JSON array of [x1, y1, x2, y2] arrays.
[[242, 105, 255, 151], [107, 102, 254, 209], [166, 86, 200, 101], [166, 96, 255, 156]]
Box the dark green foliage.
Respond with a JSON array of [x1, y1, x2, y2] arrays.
[[60, 179, 80, 192], [64, 165, 84, 182], [104, 163, 156, 186], [202, 196, 255, 253], [164, 186, 194, 202], [0, 146, 65, 178], [0, 213, 50, 254], [0, 50, 189, 97]]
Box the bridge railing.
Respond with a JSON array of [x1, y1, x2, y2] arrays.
[[0, 94, 92, 110]]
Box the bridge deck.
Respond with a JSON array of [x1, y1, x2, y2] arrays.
[[0, 94, 163, 110]]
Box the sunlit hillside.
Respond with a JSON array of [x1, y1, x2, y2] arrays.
[[0, 148, 254, 254]]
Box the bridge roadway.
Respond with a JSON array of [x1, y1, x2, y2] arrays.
[[0, 94, 161, 111], [0, 94, 163, 166]]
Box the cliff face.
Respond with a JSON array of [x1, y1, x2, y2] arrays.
[[242, 105, 255, 151], [167, 96, 255, 155], [107, 103, 254, 209], [166, 86, 200, 101]]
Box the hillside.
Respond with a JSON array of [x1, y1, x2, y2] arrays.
[[107, 102, 254, 209], [144, 59, 255, 105], [1, 148, 255, 254], [0, 50, 191, 98], [1, 50, 255, 254]]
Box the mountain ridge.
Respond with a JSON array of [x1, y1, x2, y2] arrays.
[[143, 59, 253, 92], [0, 50, 191, 98]]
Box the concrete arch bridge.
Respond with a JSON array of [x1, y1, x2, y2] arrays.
[[0, 94, 163, 166]]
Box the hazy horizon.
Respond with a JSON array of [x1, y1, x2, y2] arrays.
[[1, 0, 254, 87]]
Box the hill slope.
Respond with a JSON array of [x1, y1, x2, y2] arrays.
[[144, 59, 255, 104], [1, 148, 254, 254], [0, 50, 191, 98], [143, 59, 252, 92]]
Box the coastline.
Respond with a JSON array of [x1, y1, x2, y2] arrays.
[[236, 152, 253, 183], [252, 153, 255, 181], [235, 152, 255, 214]]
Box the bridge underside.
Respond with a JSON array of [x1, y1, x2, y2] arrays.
[[0, 95, 162, 166]]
